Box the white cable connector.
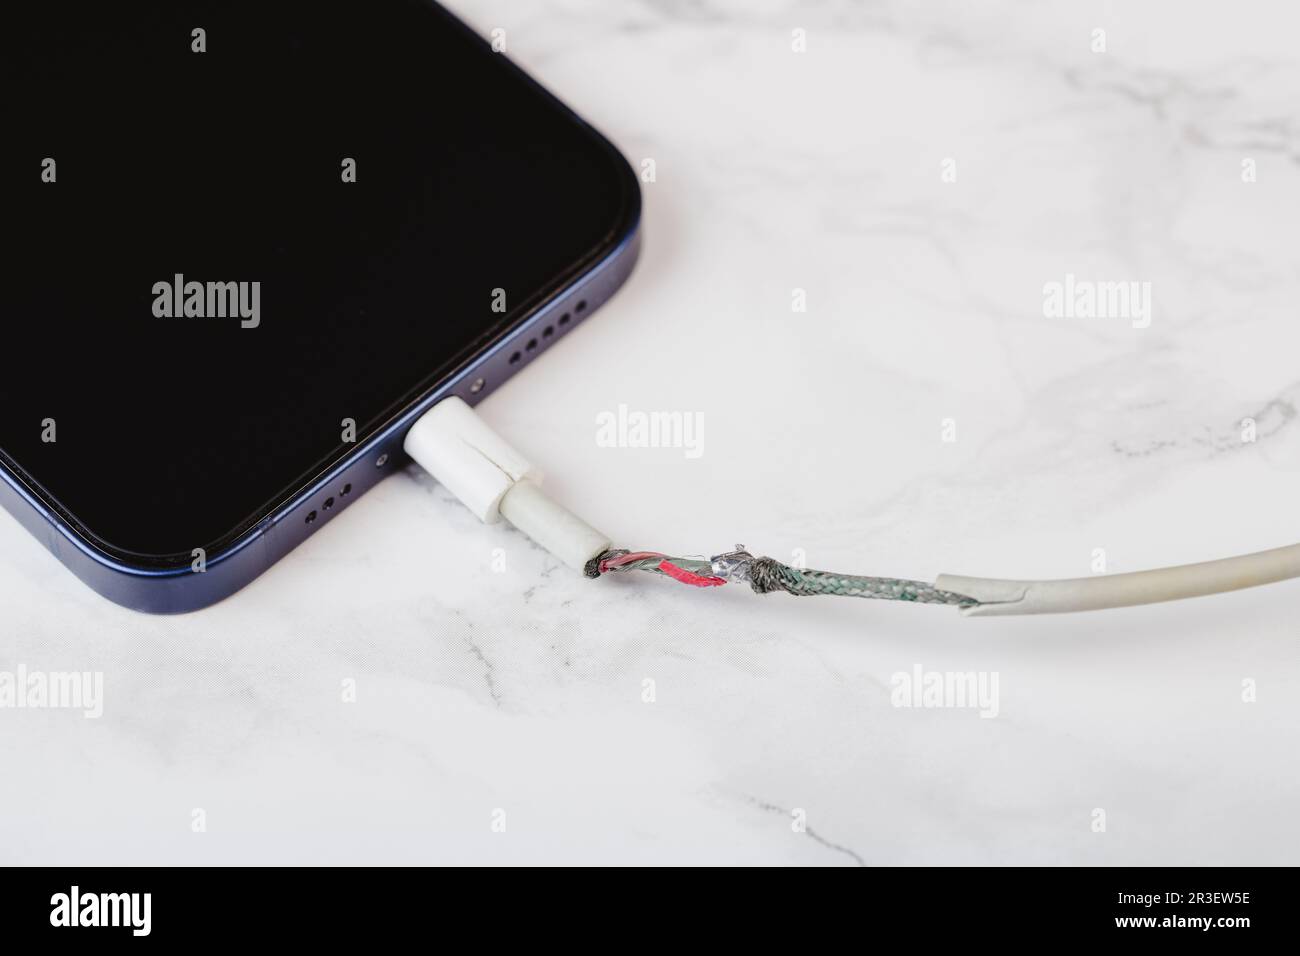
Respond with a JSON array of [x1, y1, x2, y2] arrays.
[[403, 397, 610, 570]]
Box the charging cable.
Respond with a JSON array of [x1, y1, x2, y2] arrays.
[[403, 396, 610, 570], [405, 397, 1300, 616]]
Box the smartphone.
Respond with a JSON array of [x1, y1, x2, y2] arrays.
[[0, 1, 641, 613]]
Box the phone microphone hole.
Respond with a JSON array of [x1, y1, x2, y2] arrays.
[[340, 483, 352, 497], [323, 497, 335, 511], [305, 510, 318, 524]]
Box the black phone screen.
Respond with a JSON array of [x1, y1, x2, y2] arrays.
[[0, 1, 637, 563]]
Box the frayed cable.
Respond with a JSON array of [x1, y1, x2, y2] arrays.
[[588, 545, 978, 607]]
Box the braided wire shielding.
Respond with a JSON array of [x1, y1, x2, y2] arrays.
[[743, 556, 975, 606], [588, 547, 978, 607]]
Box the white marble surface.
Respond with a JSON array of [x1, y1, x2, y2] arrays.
[[3, 0, 1300, 865]]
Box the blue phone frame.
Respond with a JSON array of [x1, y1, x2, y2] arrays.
[[0, 220, 640, 613], [0, 4, 643, 613]]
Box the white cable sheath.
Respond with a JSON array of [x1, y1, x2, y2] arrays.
[[403, 397, 610, 570], [936, 541, 1300, 616], [498, 479, 611, 571]]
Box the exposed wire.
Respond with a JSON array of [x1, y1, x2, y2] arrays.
[[586, 545, 978, 607], [409, 397, 1300, 617]]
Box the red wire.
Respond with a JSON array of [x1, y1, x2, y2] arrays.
[[597, 551, 727, 588], [657, 559, 726, 588]]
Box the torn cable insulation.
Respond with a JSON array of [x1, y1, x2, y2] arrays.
[[586, 546, 978, 607]]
